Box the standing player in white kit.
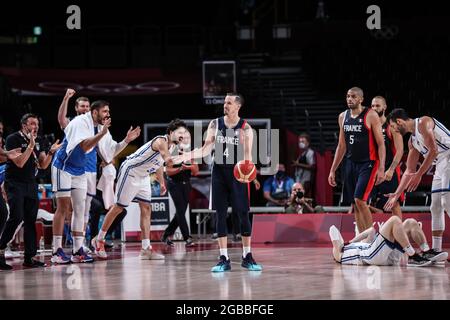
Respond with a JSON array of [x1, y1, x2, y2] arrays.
[[92, 119, 187, 260], [385, 108, 450, 264]]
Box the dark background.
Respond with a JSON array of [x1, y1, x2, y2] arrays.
[[1, 0, 449, 205]]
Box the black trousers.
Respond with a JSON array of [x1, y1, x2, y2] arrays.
[[0, 181, 39, 259], [89, 195, 127, 239], [163, 179, 191, 240], [0, 193, 8, 237], [212, 166, 251, 238]]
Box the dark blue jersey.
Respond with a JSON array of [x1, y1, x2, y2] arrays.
[[343, 107, 377, 162], [213, 117, 247, 167]]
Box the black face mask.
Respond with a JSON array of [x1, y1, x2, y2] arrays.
[[276, 171, 285, 179]]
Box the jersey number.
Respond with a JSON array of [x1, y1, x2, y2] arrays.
[[223, 147, 229, 158], [349, 135, 354, 144]]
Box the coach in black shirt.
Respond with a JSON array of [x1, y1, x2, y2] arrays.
[[161, 132, 198, 247], [0, 114, 61, 270]]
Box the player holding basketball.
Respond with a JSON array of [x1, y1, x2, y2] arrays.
[[328, 87, 386, 233], [175, 92, 262, 272]]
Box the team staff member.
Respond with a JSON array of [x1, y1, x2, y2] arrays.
[[0, 114, 61, 270]]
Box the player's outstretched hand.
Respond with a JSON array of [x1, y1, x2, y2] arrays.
[[405, 172, 422, 192], [383, 193, 399, 211], [172, 150, 192, 165], [100, 118, 112, 135], [125, 126, 141, 143], [50, 139, 63, 154]]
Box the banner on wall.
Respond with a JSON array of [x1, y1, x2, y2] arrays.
[[122, 194, 190, 241], [252, 213, 450, 244]]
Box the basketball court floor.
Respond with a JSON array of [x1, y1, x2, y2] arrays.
[[0, 241, 449, 300]]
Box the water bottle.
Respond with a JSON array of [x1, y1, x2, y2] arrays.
[[39, 236, 45, 252]]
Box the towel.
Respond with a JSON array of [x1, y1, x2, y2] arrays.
[[64, 112, 95, 154], [96, 130, 128, 209]]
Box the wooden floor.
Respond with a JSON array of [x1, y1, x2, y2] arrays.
[[1, 241, 449, 300]]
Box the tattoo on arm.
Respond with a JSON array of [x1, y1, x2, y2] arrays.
[[388, 160, 399, 172]]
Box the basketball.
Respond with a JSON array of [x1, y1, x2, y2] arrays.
[[233, 160, 256, 183]]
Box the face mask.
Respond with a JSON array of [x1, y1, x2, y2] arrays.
[[299, 142, 306, 149], [276, 171, 285, 179]]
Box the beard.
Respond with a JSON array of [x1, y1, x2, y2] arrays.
[[347, 103, 358, 109], [377, 111, 384, 117], [97, 115, 109, 124]]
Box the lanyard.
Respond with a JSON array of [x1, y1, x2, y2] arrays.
[[18, 131, 39, 173]]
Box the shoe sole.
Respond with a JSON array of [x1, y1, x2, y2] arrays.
[[211, 268, 231, 272], [71, 258, 94, 263], [50, 258, 71, 265], [407, 261, 432, 267], [94, 251, 108, 260], [428, 252, 448, 263], [91, 238, 107, 258], [242, 264, 263, 271]]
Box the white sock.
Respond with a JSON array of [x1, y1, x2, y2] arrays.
[[142, 239, 151, 250], [98, 230, 107, 241], [53, 236, 63, 252], [403, 245, 415, 256], [420, 243, 430, 252], [243, 246, 251, 258], [432, 236, 442, 251], [73, 236, 84, 253], [220, 248, 228, 260]]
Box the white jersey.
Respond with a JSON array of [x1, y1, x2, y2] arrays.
[[340, 233, 404, 266], [121, 135, 167, 177], [411, 118, 450, 161]]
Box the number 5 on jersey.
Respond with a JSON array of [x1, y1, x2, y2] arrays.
[[349, 135, 354, 144]]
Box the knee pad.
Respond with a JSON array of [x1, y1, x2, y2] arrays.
[[442, 192, 450, 216], [431, 193, 445, 232], [71, 189, 86, 233], [84, 195, 93, 223]]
